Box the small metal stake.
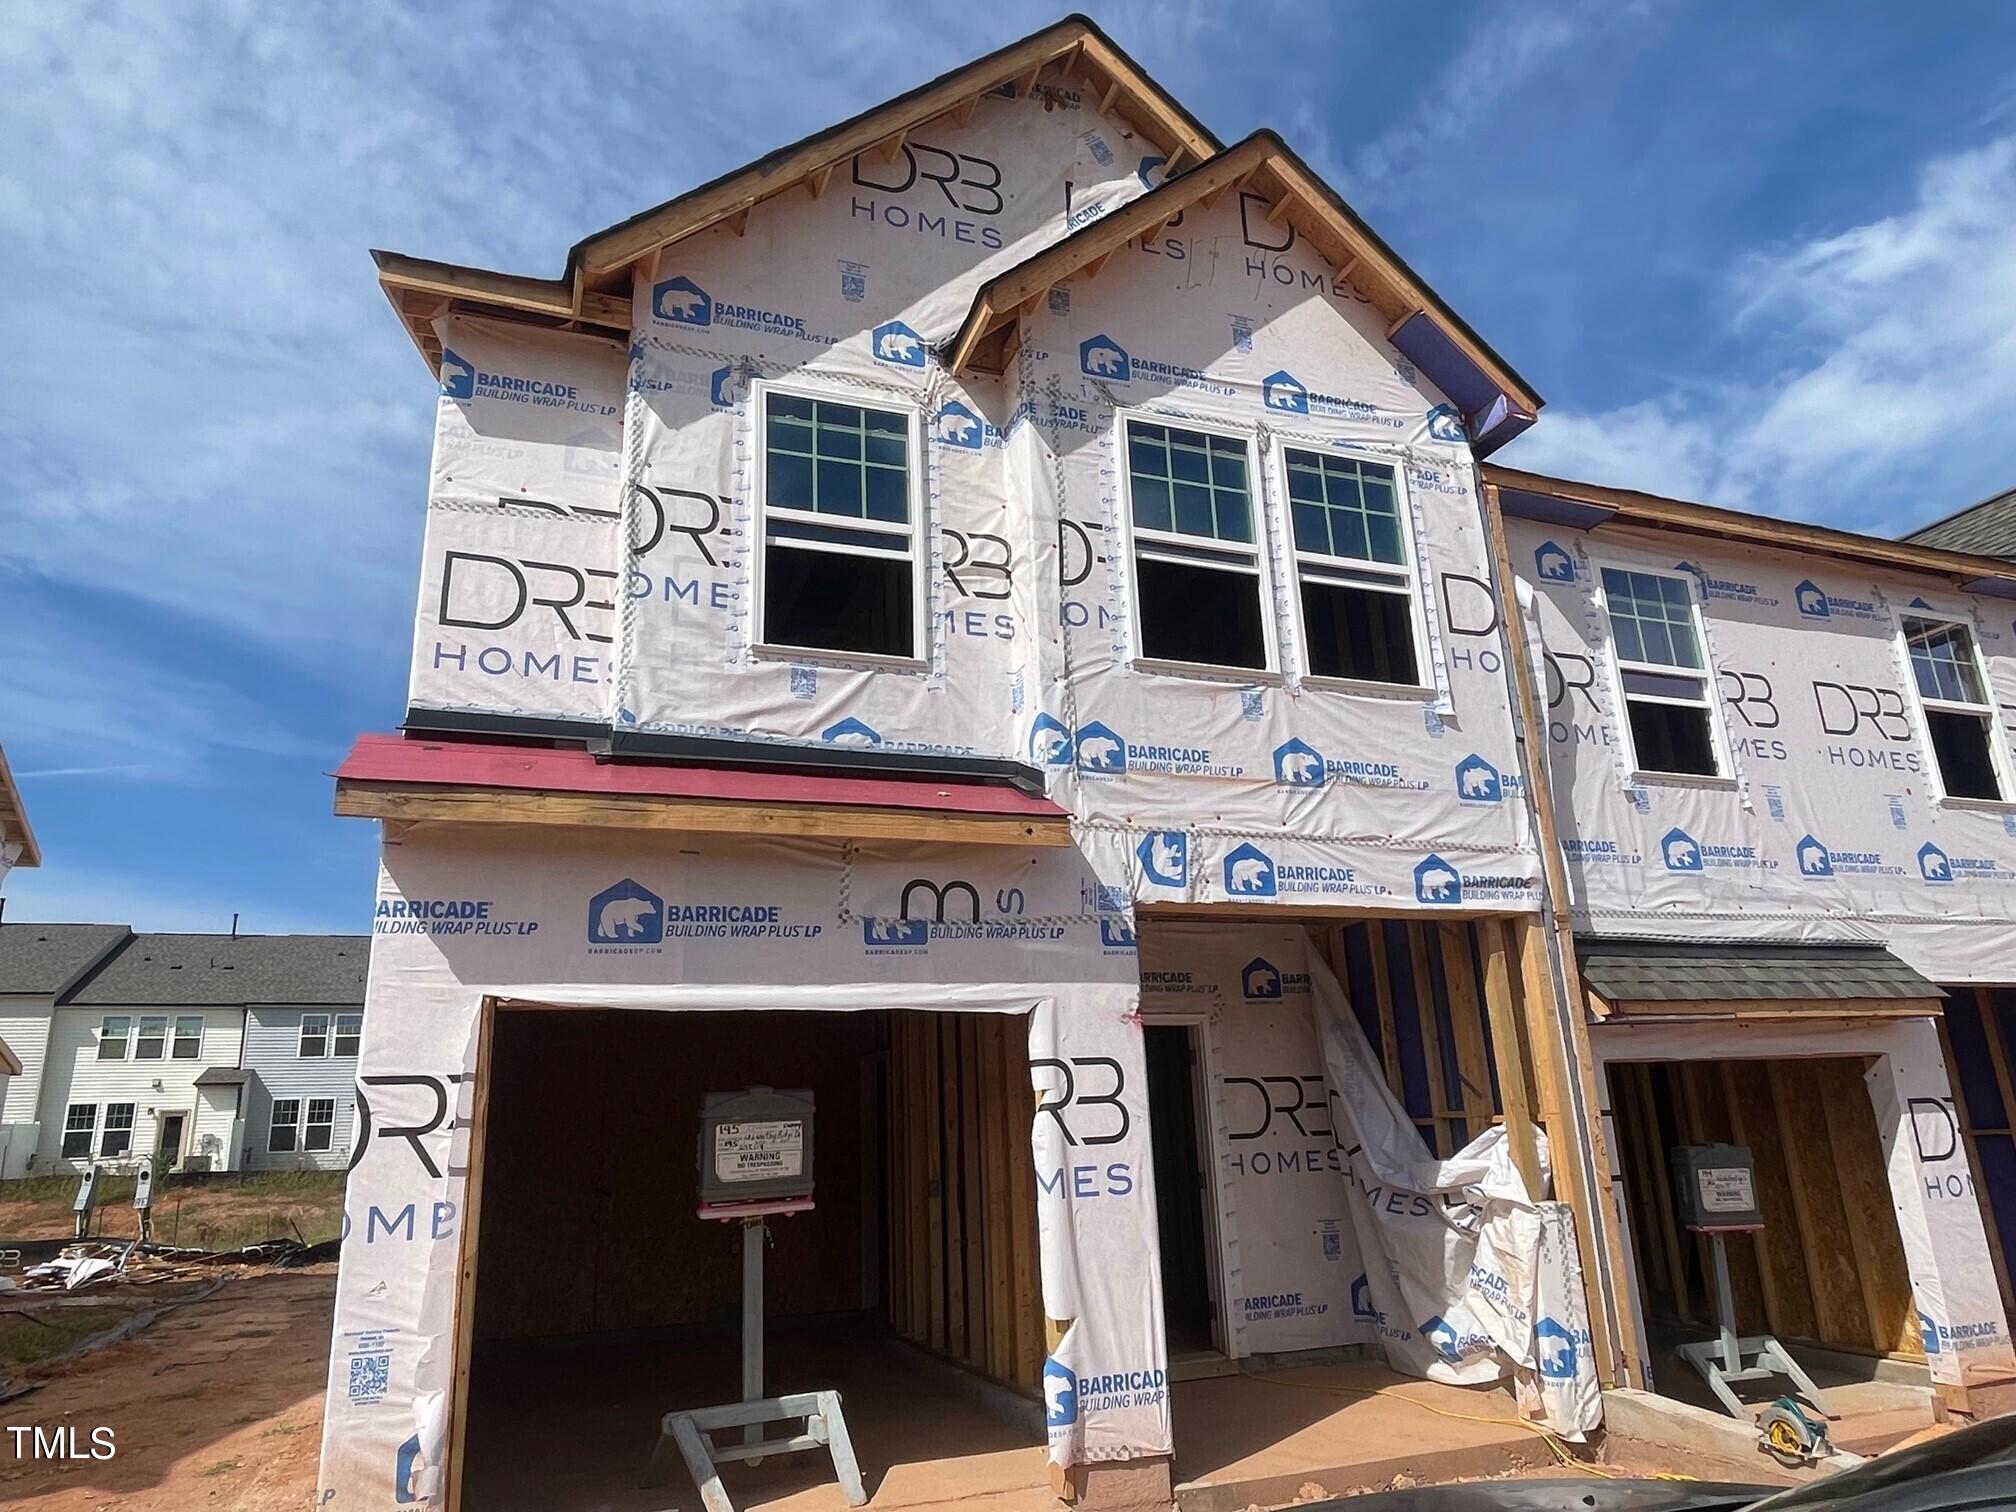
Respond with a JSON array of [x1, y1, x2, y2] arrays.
[[743, 1217, 764, 1450]]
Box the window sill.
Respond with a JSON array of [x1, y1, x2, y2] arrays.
[[1935, 794, 2016, 815], [1627, 770, 1739, 792], [1130, 656, 1282, 686], [753, 642, 928, 675], [1298, 673, 1438, 700]]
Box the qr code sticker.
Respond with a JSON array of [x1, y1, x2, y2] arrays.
[[348, 1352, 391, 1404]]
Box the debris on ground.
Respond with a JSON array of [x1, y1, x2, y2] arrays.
[[13, 1236, 315, 1291]]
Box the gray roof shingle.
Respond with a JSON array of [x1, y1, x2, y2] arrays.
[[1906, 486, 2016, 558], [0, 923, 131, 996], [64, 933, 368, 1007], [1577, 936, 1940, 1005]]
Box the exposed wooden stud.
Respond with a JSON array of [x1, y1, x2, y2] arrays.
[[1478, 920, 1543, 1197], [943, 1017, 967, 1359], [1822, 1058, 1921, 1357], [877, 127, 909, 164], [1770, 1060, 1869, 1347], [1163, 144, 1187, 175], [805, 163, 834, 199], [1366, 924, 1402, 1093], [1720, 1060, 1785, 1339], [924, 1018, 946, 1353], [1264, 187, 1294, 225], [1438, 924, 1495, 1140], [1014, 64, 1042, 98], [1099, 75, 1122, 113], [443, 998, 496, 1512]]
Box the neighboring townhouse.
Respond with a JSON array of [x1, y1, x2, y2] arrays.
[[0, 925, 367, 1176], [321, 17, 1626, 1509], [1909, 483, 2016, 559], [0, 923, 129, 1178], [1487, 464, 2016, 1413], [0, 742, 39, 893]]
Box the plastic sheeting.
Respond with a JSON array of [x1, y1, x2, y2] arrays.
[[1510, 517, 2016, 985]]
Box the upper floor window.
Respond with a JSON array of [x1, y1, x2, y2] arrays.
[[334, 1013, 363, 1058], [1599, 566, 1724, 779], [134, 1016, 167, 1061], [1284, 450, 1422, 687], [96, 1016, 130, 1061], [1123, 418, 1268, 671], [62, 1104, 96, 1159], [300, 1014, 330, 1058], [757, 389, 920, 661], [171, 1016, 203, 1060], [100, 1103, 135, 1159], [1902, 613, 2007, 801]]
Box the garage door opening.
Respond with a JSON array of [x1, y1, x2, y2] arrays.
[[459, 1006, 1048, 1511], [1607, 1055, 1935, 1450]]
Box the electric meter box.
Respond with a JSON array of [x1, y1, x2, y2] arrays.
[[1670, 1143, 1763, 1230], [698, 1087, 815, 1206]]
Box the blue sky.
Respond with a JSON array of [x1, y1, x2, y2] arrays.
[[4, 1, 2014, 932]]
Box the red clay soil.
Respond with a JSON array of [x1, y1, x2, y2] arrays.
[[0, 1268, 333, 1510]]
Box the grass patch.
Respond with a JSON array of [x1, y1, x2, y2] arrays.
[[0, 1304, 136, 1371], [198, 1459, 244, 1478], [0, 1171, 350, 1246]]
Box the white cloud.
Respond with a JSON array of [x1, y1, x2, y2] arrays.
[[1506, 135, 2016, 531]]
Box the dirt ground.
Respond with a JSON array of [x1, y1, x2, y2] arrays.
[[0, 1268, 333, 1510], [0, 1172, 346, 1249]]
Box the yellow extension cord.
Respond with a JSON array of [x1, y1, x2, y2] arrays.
[[1231, 1365, 1697, 1482]]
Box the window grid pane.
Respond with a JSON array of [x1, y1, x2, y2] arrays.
[[172, 1017, 203, 1059], [1602, 568, 1702, 671], [97, 1017, 129, 1060], [767, 397, 910, 525], [1905, 617, 1988, 706], [135, 1016, 166, 1061], [1286, 452, 1406, 568], [1129, 422, 1253, 545]]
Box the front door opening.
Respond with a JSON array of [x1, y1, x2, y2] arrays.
[[156, 1112, 186, 1166], [460, 1006, 1049, 1511], [1146, 1022, 1217, 1357]]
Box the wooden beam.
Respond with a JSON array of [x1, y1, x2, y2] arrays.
[[1163, 144, 1187, 175], [954, 96, 979, 128], [334, 780, 1070, 848], [1099, 76, 1122, 113], [805, 163, 834, 199], [723, 206, 750, 238], [1479, 920, 1544, 1197], [877, 126, 909, 164], [443, 998, 496, 1512], [1264, 187, 1294, 225], [1438, 923, 1495, 1140]]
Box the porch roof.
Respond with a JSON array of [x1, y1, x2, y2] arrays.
[[332, 733, 1072, 847], [1578, 936, 1944, 1021]]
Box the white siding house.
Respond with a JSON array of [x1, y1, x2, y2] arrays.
[[0, 924, 130, 1177], [242, 1004, 365, 1171], [4, 929, 367, 1176]]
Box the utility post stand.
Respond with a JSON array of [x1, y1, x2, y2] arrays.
[[642, 1200, 865, 1512], [1677, 1229, 1836, 1424]]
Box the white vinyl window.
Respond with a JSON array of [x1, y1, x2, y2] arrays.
[[100, 1103, 135, 1159], [333, 1013, 363, 1058], [1598, 566, 1727, 779], [96, 1016, 130, 1061], [305, 1098, 337, 1153], [754, 386, 924, 663], [62, 1104, 97, 1160], [269, 1099, 301, 1153], [1282, 448, 1426, 688], [299, 1014, 330, 1058], [134, 1015, 167, 1061], [171, 1015, 203, 1060], [1121, 416, 1272, 673], [1901, 612, 2010, 802]]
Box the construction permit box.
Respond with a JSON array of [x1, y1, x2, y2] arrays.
[[1669, 1142, 1763, 1231], [698, 1087, 815, 1207]]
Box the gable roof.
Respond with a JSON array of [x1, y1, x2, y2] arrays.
[[374, 15, 1221, 374], [0, 924, 130, 997], [1486, 464, 2016, 599], [0, 744, 40, 870], [1905, 484, 2016, 559], [64, 933, 368, 1008], [944, 130, 1541, 453]]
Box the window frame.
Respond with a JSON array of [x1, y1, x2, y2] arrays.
[[1275, 443, 1436, 695], [62, 1104, 97, 1160], [1591, 558, 1736, 785], [333, 1012, 363, 1059], [96, 1016, 131, 1061], [1113, 408, 1280, 680], [1896, 607, 2015, 807], [133, 1015, 168, 1061], [100, 1103, 135, 1159], [305, 1098, 337, 1153], [269, 1098, 302, 1153], [748, 378, 930, 671], [171, 1015, 204, 1060], [299, 1014, 330, 1058]]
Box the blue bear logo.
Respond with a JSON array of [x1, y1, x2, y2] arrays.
[[1273, 738, 1325, 788], [1043, 1358, 1079, 1428], [1080, 334, 1131, 381], [1075, 721, 1127, 773], [1661, 827, 1703, 873], [935, 401, 983, 449], [1414, 854, 1462, 905], [651, 275, 712, 326], [1242, 957, 1282, 1000], [1137, 831, 1188, 888], [872, 320, 927, 368], [1536, 1317, 1578, 1381], [1794, 579, 1830, 619], [439, 348, 475, 401], [1425, 405, 1467, 443], [1224, 843, 1277, 898], [1029, 713, 1073, 766], [1454, 754, 1502, 803], [1795, 835, 1834, 878], [588, 879, 664, 945], [1262, 370, 1309, 416], [821, 717, 882, 747], [1533, 541, 1575, 583], [1920, 842, 1952, 884]]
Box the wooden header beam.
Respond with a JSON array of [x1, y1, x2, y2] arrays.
[[334, 779, 1072, 848]]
